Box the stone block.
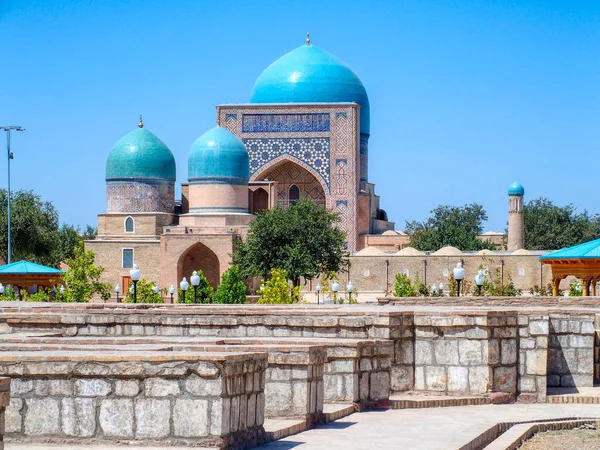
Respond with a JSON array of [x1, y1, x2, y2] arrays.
[[268, 367, 292, 381], [525, 350, 547, 376], [581, 321, 595, 334], [185, 374, 223, 396], [501, 339, 517, 365], [529, 320, 548, 336], [135, 398, 171, 438], [265, 382, 292, 416], [547, 349, 571, 374], [100, 399, 134, 438], [34, 379, 73, 396], [424, 366, 446, 391], [465, 327, 488, 339], [173, 399, 208, 437], [247, 394, 256, 428], [547, 375, 561, 387], [210, 397, 230, 436], [391, 365, 413, 392], [488, 339, 500, 365], [145, 378, 180, 397], [493, 327, 517, 338], [561, 374, 593, 388], [536, 336, 548, 348], [370, 372, 390, 401], [434, 340, 459, 365], [459, 340, 482, 366], [521, 338, 536, 350], [447, 366, 468, 392], [468, 367, 490, 394], [326, 360, 354, 373], [415, 341, 432, 365], [568, 321, 581, 334], [396, 340, 414, 365], [291, 382, 308, 415], [570, 335, 594, 348], [493, 366, 516, 393], [5, 398, 22, 433], [62, 398, 96, 437], [10, 379, 32, 396], [115, 380, 140, 397], [414, 366, 425, 390], [519, 376, 536, 392], [74, 379, 112, 397], [24, 398, 60, 435]]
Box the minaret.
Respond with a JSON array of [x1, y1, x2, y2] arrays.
[[507, 182, 525, 250]]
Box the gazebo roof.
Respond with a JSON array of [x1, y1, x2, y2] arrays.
[[539, 238, 600, 260], [0, 261, 64, 275]]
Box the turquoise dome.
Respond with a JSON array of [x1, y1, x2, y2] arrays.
[[106, 126, 175, 181], [188, 127, 249, 185], [508, 182, 524, 196], [250, 44, 370, 134]]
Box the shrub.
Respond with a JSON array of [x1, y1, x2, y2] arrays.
[[61, 242, 110, 302], [258, 268, 296, 304], [124, 278, 164, 303], [569, 280, 583, 297], [393, 273, 415, 297], [213, 266, 246, 304], [182, 270, 214, 304]]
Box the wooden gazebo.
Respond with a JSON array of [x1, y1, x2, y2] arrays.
[[540, 239, 600, 296], [0, 261, 64, 294]]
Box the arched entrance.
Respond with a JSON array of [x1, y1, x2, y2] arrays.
[[258, 161, 326, 209], [251, 188, 269, 213], [178, 242, 220, 288]]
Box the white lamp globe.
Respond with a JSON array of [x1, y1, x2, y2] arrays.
[[191, 271, 200, 287], [130, 264, 141, 281], [453, 262, 465, 281], [180, 278, 189, 292], [331, 281, 340, 293], [316, 284, 321, 292], [169, 285, 175, 295], [115, 284, 121, 294]]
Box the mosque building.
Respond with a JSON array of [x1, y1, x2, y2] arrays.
[[87, 36, 394, 296]]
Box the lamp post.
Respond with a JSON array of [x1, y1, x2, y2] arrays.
[[169, 285, 175, 303], [453, 262, 465, 297], [115, 284, 121, 303], [431, 284, 437, 296], [130, 264, 141, 303], [331, 281, 340, 304], [0, 283, 5, 297], [438, 283, 444, 296], [152, 284, 160, 301], [190, 271, 200, 303], [347, 281, 354, 303], [0, 126, 24, 264], [180, 277, 189, 303], [315, 284, 321, 305], [475, 270, 485, 296]]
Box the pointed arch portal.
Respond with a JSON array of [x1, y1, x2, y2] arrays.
[[177, 242, 220, 289]]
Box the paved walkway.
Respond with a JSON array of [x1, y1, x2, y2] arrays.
[[258, 404, 600, 449], [6, 404, 600, 450]]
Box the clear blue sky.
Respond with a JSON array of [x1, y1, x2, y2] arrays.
[[1, 0, 599, 232]]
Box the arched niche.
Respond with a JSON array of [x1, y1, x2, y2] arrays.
[[177, 242, 220, 289]]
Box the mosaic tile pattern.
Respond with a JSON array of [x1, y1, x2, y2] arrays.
[[106, 182, 174, 213], [244, 138, 330, 188], [242, 113, 330, 133], [261, 161, 326, 209]]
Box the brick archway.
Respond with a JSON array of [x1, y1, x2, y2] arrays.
[[177, 242, 220, 288]]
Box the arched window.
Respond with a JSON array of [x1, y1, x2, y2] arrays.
[[125, 216, 134, 233], [289, 185, 300, 206]]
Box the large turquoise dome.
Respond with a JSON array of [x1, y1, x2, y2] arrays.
[[508, 182, 525, 196], [106, 125, 176, 181], [188, 127, 249, 185], [250, 43, 370, 134]]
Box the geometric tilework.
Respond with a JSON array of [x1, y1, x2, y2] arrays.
[[244, 138, 330, 188], [106, 182, 174, 213], [242, 113, 330, 133]]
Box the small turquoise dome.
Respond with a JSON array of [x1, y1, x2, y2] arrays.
[[250, 43, 370, 134], [188, 127, 249, 185], [508, 182, 524, 196], [106, 126, 175, 181]]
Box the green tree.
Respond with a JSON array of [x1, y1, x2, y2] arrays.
[[184, 270, 213, 304], [233, 200, 348, 291], [60, 243, 110, 302], [524, 198, 600, 250], [124, 278, 164, 303], [213, 266, 246, 304], [393, 273, 415, 297], [406, 203, 496, 252]]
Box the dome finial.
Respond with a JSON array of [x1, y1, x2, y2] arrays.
[[306, 32, 310, 46], [138, 115, 144, 128]]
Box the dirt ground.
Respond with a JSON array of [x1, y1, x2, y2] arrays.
[[519, 429, 600, 449]]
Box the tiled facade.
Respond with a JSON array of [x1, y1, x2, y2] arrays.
[[106, 181, 175, 213]]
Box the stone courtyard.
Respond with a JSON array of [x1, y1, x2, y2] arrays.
[[0, 299, 599, 449]]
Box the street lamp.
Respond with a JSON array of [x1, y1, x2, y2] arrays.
[[169, 285, 175, 303], [0, 283, 4, 297], [60, 285, 65, 295], [431, 284, 437, 296], [130, 264, 141, 303], [190, 271, 200, 303], [347, 281, 354, 303], [180, 277, 189, 303], [331, 280, 340, 304], [438, 283, 444, 296], [0, 126, 24, 264], [115, 284, 121, 303], [453, 262, 465, 297], [315, 284, 321, 305], [152, 284, 160, 300], [474, 270, 485, 296]]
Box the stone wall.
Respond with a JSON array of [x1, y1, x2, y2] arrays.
[[2, 352, 266, 449], [547, 314, 594, 388], [0, 378, 9, 450], [517, 314, 549, 402]]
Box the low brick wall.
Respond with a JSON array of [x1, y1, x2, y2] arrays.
[[547, 314, 594, 388], [0, 378, 9, 450], [2, 352, 266, 449], [380, 296, 600, 308]]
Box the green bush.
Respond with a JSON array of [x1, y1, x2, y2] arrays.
[[393, 273, 415, 297], [213, 266, 246, 304], [569, 280, 583, 296], [124, 278, 164, 303], [258, 268, 296, 304], [61, 243, 110, 302]]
